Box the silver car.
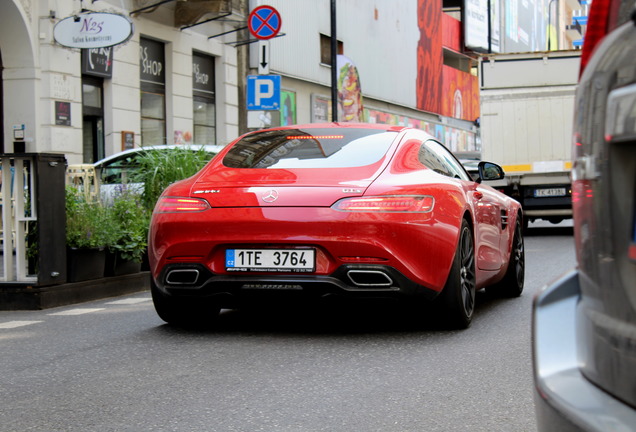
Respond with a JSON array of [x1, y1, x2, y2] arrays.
[[533, 1, 636, 430]]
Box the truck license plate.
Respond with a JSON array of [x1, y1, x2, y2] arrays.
[[534, 188, 566, 197], [226, 249, 315, 273]]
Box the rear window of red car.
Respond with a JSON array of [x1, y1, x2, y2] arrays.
[[222, 128, 398, 169]]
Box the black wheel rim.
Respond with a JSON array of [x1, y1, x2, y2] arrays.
[[513, 223, 525, 286], [459, 227, 476, 317]]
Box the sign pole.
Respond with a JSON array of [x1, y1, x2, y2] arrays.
[[331, 0, 338, 122]]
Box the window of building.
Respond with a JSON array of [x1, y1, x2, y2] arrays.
[[320, 34, 343, 65], [192, 53, 216, 145], [140, 38, 166, 146]]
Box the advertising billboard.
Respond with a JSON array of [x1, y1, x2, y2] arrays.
[[463, 0, 501, 53]]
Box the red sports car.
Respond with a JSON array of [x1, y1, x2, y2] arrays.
[[148, 123, 524, 328]]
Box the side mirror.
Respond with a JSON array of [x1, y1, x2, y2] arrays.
[[477, 161, 505, 183]]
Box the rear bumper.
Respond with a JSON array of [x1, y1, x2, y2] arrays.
[[149, 206, 459, 291], [522, 195, 572, 218], [153, 262, 439, 307], [532, 270, 636, 431]]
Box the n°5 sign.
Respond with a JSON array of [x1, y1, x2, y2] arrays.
[[247, 75, 281, 111]]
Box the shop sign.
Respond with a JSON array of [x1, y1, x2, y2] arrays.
[[140, 38, 165, 87], [82, 47, 113, 78], [192, 54, 215, 96], [54, 13, 133, 49]]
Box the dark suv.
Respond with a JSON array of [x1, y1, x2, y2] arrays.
[[532, 0, 636, 430]]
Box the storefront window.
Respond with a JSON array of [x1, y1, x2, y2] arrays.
[[81, 76, 104, 163], [140, 38, 166, 145], [194, 97, 215, 145], [192, 53, 215, 145]]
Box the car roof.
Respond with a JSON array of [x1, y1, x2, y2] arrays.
[[93, 144, 225, 168]]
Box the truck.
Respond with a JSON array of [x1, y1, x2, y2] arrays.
[[478, 50, 581, 229]]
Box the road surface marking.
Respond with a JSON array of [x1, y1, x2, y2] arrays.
[[0, 320, 43, 329], [48, 308, 105, 316], [106, 298, 151, 305]]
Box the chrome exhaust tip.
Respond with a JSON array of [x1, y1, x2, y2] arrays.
[[165, 269, 200, 285], [347, 270, 393, 287]]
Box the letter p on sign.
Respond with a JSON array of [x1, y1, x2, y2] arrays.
[[247, 75, 280, 110], [255, 79, 274, 105]]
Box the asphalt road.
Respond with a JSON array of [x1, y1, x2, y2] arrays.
[[0, 221, 575, 432]]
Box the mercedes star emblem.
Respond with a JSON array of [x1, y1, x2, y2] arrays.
[[261, 189, 279, 203]]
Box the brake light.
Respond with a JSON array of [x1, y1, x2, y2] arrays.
[[286, 135, 344, 140], [332, 195, 434, 213], [580, 0, 615, 76], [154, 197, 211, 213]]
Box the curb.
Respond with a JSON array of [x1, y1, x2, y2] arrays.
[[0, 272, 150, 310]]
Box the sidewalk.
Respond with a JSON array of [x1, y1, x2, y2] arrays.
[[0, 272, 150, 310]]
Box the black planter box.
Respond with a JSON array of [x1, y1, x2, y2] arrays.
[[67, 247, 106, 283], [105, 251, 142, 277]]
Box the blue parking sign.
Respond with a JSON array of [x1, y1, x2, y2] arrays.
[[247, 75, 280, 110]]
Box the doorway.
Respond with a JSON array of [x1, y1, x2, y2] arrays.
[[81, 76, 104, 163]]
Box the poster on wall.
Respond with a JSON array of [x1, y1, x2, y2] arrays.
[[311, 95, 331, 123], [464, 0, 489, 52], [416, 0, 443, 114], [337, 55, 364, 122], [55, 101, 71, 126], [504, 0, 547, 52], [121, 131, 134, 150], [280, 91, 297, 126], [463, 0, 500, 53]]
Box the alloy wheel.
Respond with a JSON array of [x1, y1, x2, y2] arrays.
[[459, 227, 476, 317]]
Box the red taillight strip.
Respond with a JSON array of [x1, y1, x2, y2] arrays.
[[154, 197, 211, 213], [332, 195, 434, 213], [580, 0, 611, 77], [286, 135, 344, 140]]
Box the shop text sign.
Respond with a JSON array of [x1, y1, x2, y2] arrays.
[[54, 13, 133, 49]]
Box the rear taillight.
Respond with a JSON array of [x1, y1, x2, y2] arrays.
[[154, 197, 211, 213], [579, 0, 613, 77], [332, 195, 434, 213]]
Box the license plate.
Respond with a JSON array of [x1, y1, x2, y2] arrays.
[[225, 249, 315, 273], [534, 188, 567, 197]]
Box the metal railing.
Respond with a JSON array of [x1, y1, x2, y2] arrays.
[[0, 156, 37, 282]]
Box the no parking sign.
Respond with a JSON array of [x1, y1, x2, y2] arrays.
[[248, 6, 282, 40]]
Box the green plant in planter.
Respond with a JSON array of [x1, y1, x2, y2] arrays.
[[108, 190, 150, 263], [131, 146, 213, 212], [66, 186, 117, 250]]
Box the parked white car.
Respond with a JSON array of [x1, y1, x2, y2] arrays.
[[67, 145, 224, 203]]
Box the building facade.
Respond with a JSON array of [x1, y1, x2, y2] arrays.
[[1, 0, 245, 165], [247, 0, 480, 154], [0, 0, 590, 165]]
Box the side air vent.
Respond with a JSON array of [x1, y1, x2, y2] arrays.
[[501, 209, 509, 230]]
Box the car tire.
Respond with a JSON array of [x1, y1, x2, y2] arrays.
[[487, 217, 525, 298], [151, 278, 220, 327], [439, 219, 476, 329]]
